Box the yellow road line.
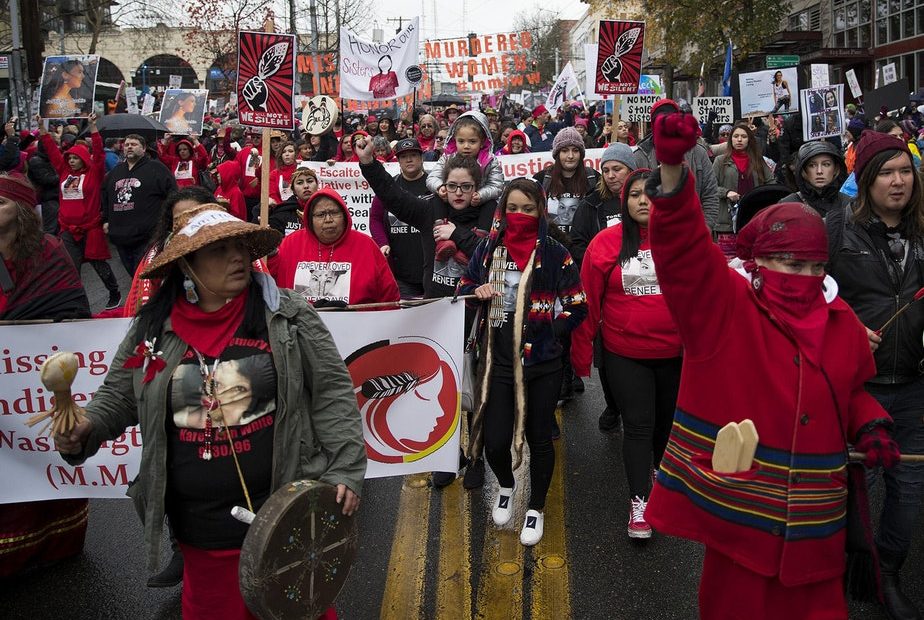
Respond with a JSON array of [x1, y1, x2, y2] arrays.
[[435, 479, 472, 620], [475, 525, 524, 620], [531, 408, 571, 619], [380, 473, 431, 620]]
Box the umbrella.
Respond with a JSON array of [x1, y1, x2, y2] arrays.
[[420, 94, 467, 107], [910, 88, 924, 103], [88, 113, 170, 143]]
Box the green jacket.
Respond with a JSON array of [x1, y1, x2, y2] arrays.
[[64, 274, 366, 570]]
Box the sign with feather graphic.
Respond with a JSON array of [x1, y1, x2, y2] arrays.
[[237, 31, 297, 129], [595, 20, 645, 95]]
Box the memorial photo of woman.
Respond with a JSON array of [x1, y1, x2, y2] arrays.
[[39, 56, 98, 119], [161, 90, 206, 136], [770, 70, 792, 114], [369, 54, 399, 100]]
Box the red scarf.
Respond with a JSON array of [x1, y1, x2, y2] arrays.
[[170, 289, 248, 357], [503, 214, 539, 271], [753, 267, 828, 366], [730, 149, 750, 175]]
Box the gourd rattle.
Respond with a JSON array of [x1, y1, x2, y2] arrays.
[[25, 352, 85, 437]]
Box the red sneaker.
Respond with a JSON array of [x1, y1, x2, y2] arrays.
[[627, 496, 652, 539]]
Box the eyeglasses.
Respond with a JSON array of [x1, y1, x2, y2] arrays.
[[887, 233, 906, 262], [312, 210, 343, 221], [445, 182, 475, 194], [420, 123, 435, 128]]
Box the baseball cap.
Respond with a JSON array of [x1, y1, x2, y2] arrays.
[[394, 138, 422, 155]]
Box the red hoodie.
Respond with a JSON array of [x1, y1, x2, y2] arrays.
[[158, 139, 211, 188], [235, 146, 263, 199], [269, 162, 297, 204], [40, 131, 109, 260], [572, 222, 681, 376], [272, 188, 399, 305], [215, 160, 247, 221]]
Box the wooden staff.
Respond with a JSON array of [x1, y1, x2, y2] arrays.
[[259, 16, 274, 229], [314, 295, 478, 311], [850, 452, 924, 463]]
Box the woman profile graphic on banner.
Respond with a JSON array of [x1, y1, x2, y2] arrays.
[[39, 55, 99, 119], [369, 55, 399, 99]]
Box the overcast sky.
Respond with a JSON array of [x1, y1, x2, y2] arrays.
[[368, 0, 588, 41]]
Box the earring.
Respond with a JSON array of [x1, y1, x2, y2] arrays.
[[183, 274, 199, 304]]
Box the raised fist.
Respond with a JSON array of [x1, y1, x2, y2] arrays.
[[654, 113, 699, 166]]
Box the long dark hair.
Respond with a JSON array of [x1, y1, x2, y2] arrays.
[[497, 178, 570, 247], [853, 149, 924, 238], [44, 59, 84, 95], [547, 157, 589, 199], [618, 169, 652, 266], [730, 123, 768, 184], [441, 154, 482, 186], [149, 186, 217, 253]]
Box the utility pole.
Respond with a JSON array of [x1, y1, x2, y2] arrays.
[[555, 48, 560, 76], [9, 0, 29, 121], [386, 17, 406, 35], [308, 0, 322, 96]]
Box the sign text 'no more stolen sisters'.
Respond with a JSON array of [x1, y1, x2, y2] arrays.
[[237, 31, 297, 129]]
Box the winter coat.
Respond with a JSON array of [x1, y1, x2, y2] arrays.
[[102, 156, 178, 247], [40, 132, 109, 260], [713, 152, 773, 233], [522, 110, 573, 152], [780, 141, 850, 218], [634, 135, 719, 230], [158, 139, 210, 189], [361, 158, 495, 298], [214, 160, 247, 221], [425, 111, 506, 203], [369, 173, 429, 288], [825, 206, 924, 384], [272, 188, 399, 305], [644, 167, 887, 587], [569, 187, 620, 265], [571, 222, 681, 377], [63, 274, 367, 571], [458, 209, 586, 468]]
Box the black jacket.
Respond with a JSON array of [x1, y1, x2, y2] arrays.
[[826, 206, 924, 384], [102, 156, 178, 246], [532, 165, 601, 245], [570, 188, 620, 266], [360, 158, 495, 299], [268, 198, 303, 237], [781, 141, 850, 218], [27, 150, 62, 204]]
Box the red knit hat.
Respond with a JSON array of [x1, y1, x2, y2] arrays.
[[854, 130, 912, 179], [736, 202, 828, 263], [532, 104, 548, 118], [0, 173, 37, 207]]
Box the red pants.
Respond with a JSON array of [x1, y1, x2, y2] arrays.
[[699, 548, 847, 620], [179, 543, 338, 620]]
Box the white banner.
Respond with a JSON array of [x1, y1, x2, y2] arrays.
[[845, 69, 862, 98], [584, 44, 599, 99], [0, 301, 466, 502], [125, 86, 139, 115], [801, 84, 845, 141], [546, 61, 583, 115], [620, 94, 665, 122], [692, 97, 734, 124], [339, 17, 420, 101]]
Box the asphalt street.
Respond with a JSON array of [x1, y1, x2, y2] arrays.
[[1, 258, 922, 618]]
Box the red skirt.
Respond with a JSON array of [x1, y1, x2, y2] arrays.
[[699, 547, 847, 620], [179, 543, 338, 620], [0, 499, 89, 578]]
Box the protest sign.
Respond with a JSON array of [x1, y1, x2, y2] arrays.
[[845, 69, 862, 99], [692, 97, 734, 124], [882, 63, 897, 85], [141, 93, 155, 116], [619, 94, 665, 122], [237, 31, 297, 129], [801, 84, 845, 140], [158, 89, 208, 135], [738, 67, 799, 116], [864, 78, 910, 116], [38, 55, 99, 119], [339, 17, 420, 101], [810, 64, 830, 88], [546, 62, 582, 114], [595, 20, 645, 95], [124, 86, 139, 115], [0, 300, 468, 502], [168, 74, 182, 89], [584, 44, 598, 97]]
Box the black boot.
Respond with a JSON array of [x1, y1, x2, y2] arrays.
[[879, 547, 922, 620], [147, 548, 184, 588]]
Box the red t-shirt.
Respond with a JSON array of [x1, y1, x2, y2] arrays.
[[369, 72, 399, 99]]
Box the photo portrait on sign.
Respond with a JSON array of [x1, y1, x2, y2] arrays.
[[594, 20, 645, 95], [800, 84, 845, 141], [158, 89, 208, 135], [39, 55, 99, 119], [339, 17, 419, 102], [237, 31, 296, 129], [293, 260, 352, 303], [738, 67, 800, 117], [369, 54, 400, 99]]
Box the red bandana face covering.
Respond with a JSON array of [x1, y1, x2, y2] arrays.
[[503, 213, 539, 271], [171, 288, 248, 358], [752, 266, 828, 365]]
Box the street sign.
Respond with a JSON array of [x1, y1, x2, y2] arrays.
[[405, 65, 423, 85], [767, 55, 800, 68]]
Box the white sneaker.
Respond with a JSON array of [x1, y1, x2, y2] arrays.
[[519, 509, 544, 546], [492, 485, 515, 526]]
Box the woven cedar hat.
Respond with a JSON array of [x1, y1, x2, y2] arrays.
[[141, 204, 282, 279]]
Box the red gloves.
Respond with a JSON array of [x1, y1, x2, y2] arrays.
[[855, 424, 900, 468], [653, 113, 700, 166]]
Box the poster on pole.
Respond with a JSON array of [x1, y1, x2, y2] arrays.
[[692, 97, 734, 124], [38, 55, 99, 119], [236, 31, 297, 129], [584, 43, 599, 98], [546, 62, 583, 115], [141, 93, 155, 116], [738, 67, 800, 116], [594, 20, 645, 95], [801, 84, 845, 140], [845, 69, 862, 99], [810, 64, 830, 88], [339, 17, 420, 101], [882, 63, 897, 85], [619, 94, 665, 122], [168, 74, 182, 89], [125, 86, 139, 115], [158, 89, 208, 135]]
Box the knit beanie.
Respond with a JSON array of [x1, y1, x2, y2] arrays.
[[552, 127, 585, 158], [600, 142, 637, 171], [846, 117, 866, 141], [854, 130, 912, 179], [0, 173, 37, 207]]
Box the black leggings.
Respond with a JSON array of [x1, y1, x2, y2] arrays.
[[60, 230, 120, 295], [483, 367, 562, 510], [603, 351, 681, 499]]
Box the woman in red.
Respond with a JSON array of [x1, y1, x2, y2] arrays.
[[159, 136, 211, 189], [214, 160, 247, 221], [37, 112, 121, 308], [644, 112, 899, 619], [268, 141, 297, 205], [572, 168, 681, 540]]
